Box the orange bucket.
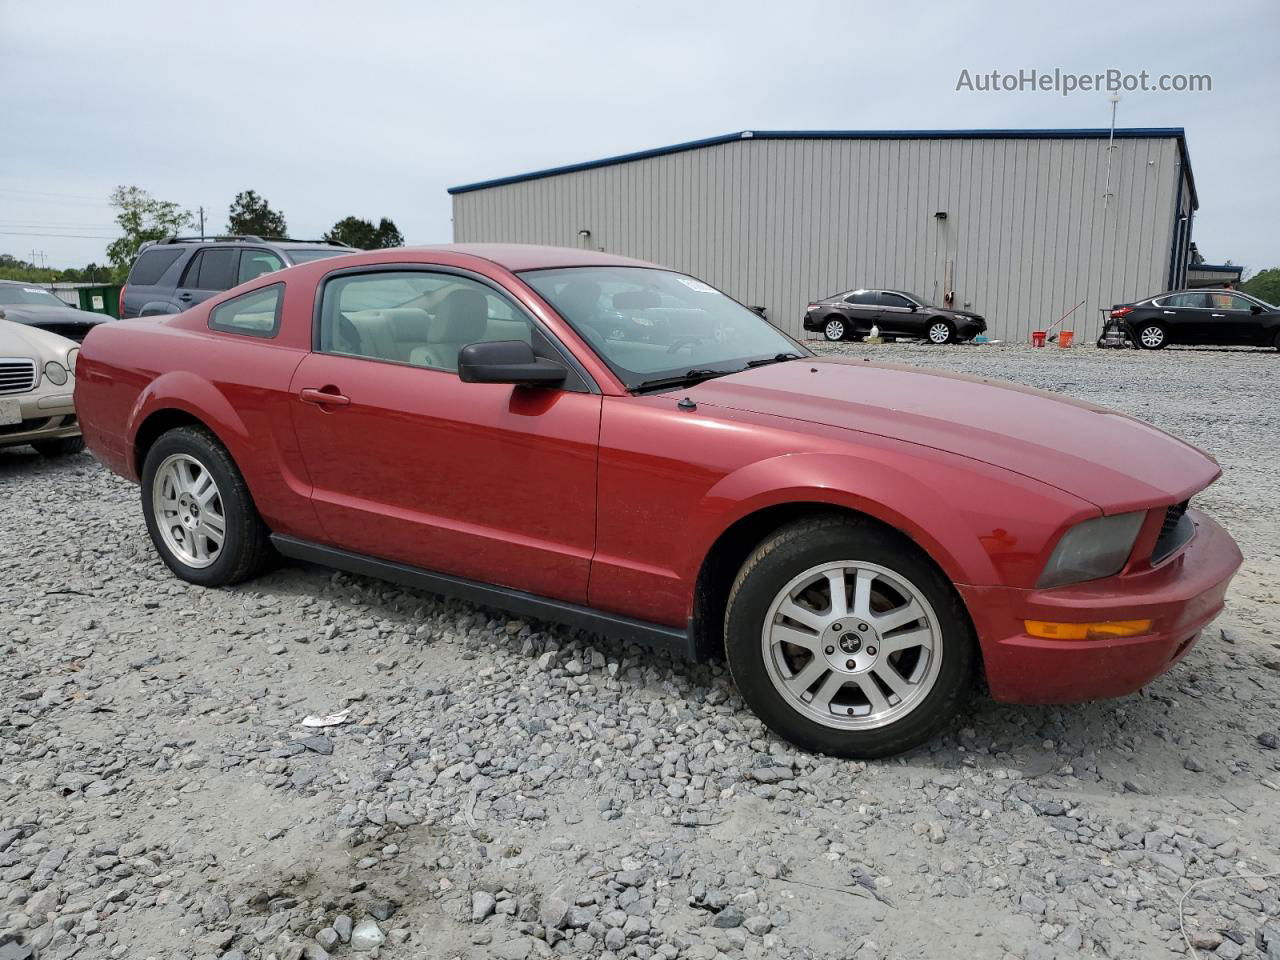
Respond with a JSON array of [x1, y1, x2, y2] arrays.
[[1031, 331, 1046, 347], [1058, 331, 1074, 348]]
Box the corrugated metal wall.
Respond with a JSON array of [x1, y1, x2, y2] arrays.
[[452, 135, 1182, 343]]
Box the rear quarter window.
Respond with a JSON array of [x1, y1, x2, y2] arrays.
[[128, 247, 185, 285], [208, 284, 283, 338]]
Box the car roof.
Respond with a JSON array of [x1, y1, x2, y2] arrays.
[[405, 243, 661, 272]]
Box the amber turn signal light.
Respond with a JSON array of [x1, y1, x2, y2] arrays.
[[1024, 619, 1153, 640]]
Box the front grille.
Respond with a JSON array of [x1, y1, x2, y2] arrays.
[[1152, 500, 1193, 563], [0, 358, 37, 395]]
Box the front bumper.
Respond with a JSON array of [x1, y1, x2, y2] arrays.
[[958, 509, 1242, 703], [0, 390, 79, 447]]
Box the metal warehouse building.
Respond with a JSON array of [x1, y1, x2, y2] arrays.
[[449, 128, 1198, 343]]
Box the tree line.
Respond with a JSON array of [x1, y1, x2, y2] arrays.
[[2, 186, 406, 283]]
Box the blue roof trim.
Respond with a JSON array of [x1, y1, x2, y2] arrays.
[[1190, 263, 1241, 273], [447, 128, 1197, 208]]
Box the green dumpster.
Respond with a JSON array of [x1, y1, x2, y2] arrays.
[[76, 284, 123, 318]]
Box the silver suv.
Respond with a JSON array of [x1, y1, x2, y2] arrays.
[[120, 235, 353, 318]]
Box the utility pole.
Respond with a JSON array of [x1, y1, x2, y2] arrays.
[[198, 206, 206, 239]]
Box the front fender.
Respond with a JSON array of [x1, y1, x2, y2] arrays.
[[678, 449, 1098, 592]]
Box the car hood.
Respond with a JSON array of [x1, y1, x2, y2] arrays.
[[0, 318, 78, 360], [686, 357, 1219, 513], [1, 304, 107, 328]]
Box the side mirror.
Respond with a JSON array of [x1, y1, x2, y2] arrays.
[[458, 340, 567, 387], [909, 303, 919, 311], [0, 308, 6, 320], [1251, 304, 1263, 315]]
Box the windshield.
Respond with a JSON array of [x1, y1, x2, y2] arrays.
[[284, 248, 352, 264], [520, 267, 806, 390], [0, 285, 66, 307]]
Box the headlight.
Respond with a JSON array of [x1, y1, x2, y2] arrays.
[[1037, 512, 1144, 588], [43, 360, 69, 386]]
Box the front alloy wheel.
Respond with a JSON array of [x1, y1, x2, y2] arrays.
[[1138, 324, 1166, 349], [823, 318, 846, 341], [725, 516, 974, 758], [761, 561, 942, 730], [927, 321, 955, 344]]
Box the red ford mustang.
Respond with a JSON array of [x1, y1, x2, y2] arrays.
[[75, 245, 1242, 758]]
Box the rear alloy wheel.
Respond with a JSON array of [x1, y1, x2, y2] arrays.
[[927, 321, 955, 345], [823, 318, 847, 342], [141, 426, 272, 587], [1138, 324, 1167, 349], [725, 516, 974, 758]]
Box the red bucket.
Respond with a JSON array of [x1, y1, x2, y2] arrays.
[[1058, 331, 1074, 348], [1031, 331, 1047, 347]]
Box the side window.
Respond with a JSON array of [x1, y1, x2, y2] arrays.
[[1225, 294, 1255, 312], [129, 247, 184, 285], [238, 250, 284, 284], [208, 284, 283, 338], [179, 251, 204, 288], [878, 292, 912, 309], [196, 249, 239, 291], [1169, 292, 1209, 308], [318, 271, 534, 372]]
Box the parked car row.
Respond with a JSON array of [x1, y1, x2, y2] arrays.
[[803, 289, 987, 344], [70, 243, 1242, 759]]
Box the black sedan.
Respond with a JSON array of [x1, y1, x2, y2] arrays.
[[1108, 289, 1279, 350], [803, 288, 986, 344], [0, 280, 109, 343]]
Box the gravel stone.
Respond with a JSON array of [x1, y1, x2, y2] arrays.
[[1, 342, 1277, 960]]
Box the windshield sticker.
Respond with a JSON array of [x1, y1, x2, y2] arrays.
[[24, 288, 46, 294], [676, 277, 716, 294]]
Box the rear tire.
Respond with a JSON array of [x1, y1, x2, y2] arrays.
[[822, 317, 847, 342], [140, 426, 272, 587], [1138, 323, 1167, 349], [724, 516, 975, 758], [32, 436, 85, 457]]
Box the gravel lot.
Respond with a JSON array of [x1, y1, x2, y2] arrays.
[[2, 342, 1277, 960]]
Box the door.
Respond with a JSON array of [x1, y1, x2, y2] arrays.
[[174, 247, 240, 311], [841, 290, 880, 333], [1204, 292, 1263, 345], [288, 268, 602, 604], [875, 292, 918, 336]]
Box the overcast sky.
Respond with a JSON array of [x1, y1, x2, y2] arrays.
[[2, 0, 1276, 275]]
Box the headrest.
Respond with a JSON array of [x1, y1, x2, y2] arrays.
[[433, 288, 488, 342]]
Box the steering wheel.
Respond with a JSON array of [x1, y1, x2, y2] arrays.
[[666, 336, 703, 355]]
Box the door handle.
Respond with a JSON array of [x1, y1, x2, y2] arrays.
[[1163, 310, 1176, 315], [1211, 313, 1225, 318], [299, 387, 350, 407], [178, 292, 193, 301]]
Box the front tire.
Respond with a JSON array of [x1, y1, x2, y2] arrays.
[[724, 516, 975, 758], [140, 426, 272, 587], [1138, 323, 1167, 349], [926, 320, 956, 345], [32, 436, 85, 457], [822, 317, 847, 342]]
